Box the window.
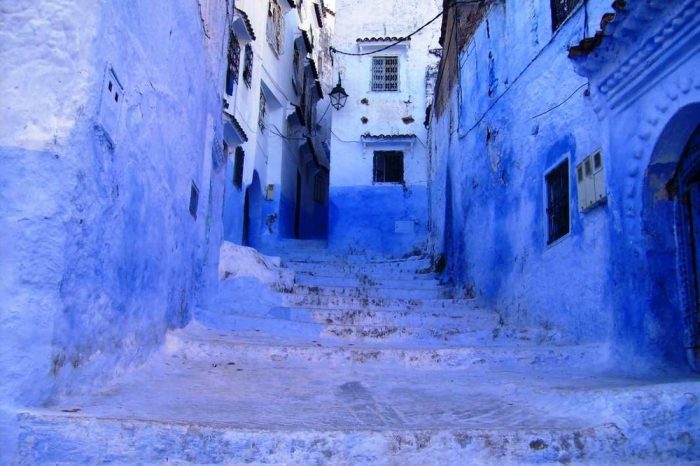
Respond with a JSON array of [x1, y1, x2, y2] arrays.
[[267, 0, 284, 56], [373, 151, 404, 183], [258, 91, 267, 131], [576, 151, 606, 212], [233, 147, 245, 189], [545, 159, 570, 244], [550, 0, 582, 31], [372, 56, 399, 92], [226, 33, 241, 95], [243, 44, 253, 88], [189, 181, 200, 220], [314, 170, 328, 203]]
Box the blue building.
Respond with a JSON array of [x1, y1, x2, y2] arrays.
[[429, 0, 700, 371]]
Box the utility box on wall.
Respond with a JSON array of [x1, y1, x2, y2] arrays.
[[97, 66, 124, 145], [576, 151, 607, 212]]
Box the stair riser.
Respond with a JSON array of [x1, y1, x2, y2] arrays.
[[285, 308, 499, 327], [20, 415, 672, 466], [284, 260, 432, 274], [196, 313, 548, 345], [170, 338, 608, 371], [294, 275, 443, 289], [282, 295, 473, 311], [291, 286, 452, 300]]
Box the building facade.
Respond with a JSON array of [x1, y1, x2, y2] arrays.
[[221, 0, 334, 252], [430, 0, 700, 370], [329, 0, 442, 257]]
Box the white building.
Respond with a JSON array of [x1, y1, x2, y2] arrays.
[[222, 0, 334, 249], [329, 0, 442, 257]]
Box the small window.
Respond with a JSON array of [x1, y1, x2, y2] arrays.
[[545, 159, 570, 244], [189, 181, 200, 220], [226, 33, 241, 95], [266, 0, 284, 56], [373, 151, 404, 183], [576, 151, 607, 212], [550, 0, 583, 31], [243, 44, 254, 88], [233, 147, 245, 189], [258, 91, 267, 131], [371, 56, 399, 92]]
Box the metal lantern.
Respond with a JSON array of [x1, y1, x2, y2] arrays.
[[329, 73, 349, 110]]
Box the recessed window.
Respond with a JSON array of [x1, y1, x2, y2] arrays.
[[189, 181, 200, 220], [226, 33, 241, 95], [243, 44, 254, 88], [233, 147, 245, 189], [258, 91, 267, 131], [550, 0, 582, 31], [545, 159, 570, 244], [371, 56, 399, 92], [266, 0, 284, 56], [373, 151, 404, 183]]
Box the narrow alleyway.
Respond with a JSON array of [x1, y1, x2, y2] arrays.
[[16, 243, 700, 464]]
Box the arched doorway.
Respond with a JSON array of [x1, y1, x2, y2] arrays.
[[673, 126, 700, 369], [642, 104, 700, 370]]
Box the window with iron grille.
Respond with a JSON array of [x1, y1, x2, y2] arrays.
[[243, 44, 253, 88], [233, 147, 245, 189], [226, 33, 241, 95], [258, 91, 267, 131], [267, 0, 284, 56], [550, 0, 582, 31], [545, 159, 570, 244], [371, 56, 399, 92], [373, 151, 404, 183]]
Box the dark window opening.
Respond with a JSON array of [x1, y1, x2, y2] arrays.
[[243, 44, 254, 88], [546, 159, 570, 244], [551, 0, 583, 31], [189, 181, 200, 220], [233, 147, 245, 189], [373, 151, 404, 183]]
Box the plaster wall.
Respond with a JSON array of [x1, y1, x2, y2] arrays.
[[0, 1, 230, 443], [430, 0, 614, 343], [330, 0, 441, 257], [431, 0, 700, 369]]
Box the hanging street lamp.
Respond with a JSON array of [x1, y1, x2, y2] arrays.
[[329, 73, 349, 110]]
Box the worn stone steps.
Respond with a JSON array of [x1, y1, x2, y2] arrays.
[[283, 256, 432, 273], [196, 311, 558, 346], [168, 323, 605, 371]]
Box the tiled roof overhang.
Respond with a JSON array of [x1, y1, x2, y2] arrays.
[[234, 8, 256, 41]]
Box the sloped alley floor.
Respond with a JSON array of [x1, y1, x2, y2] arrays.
[[16, 247, 700, 465]]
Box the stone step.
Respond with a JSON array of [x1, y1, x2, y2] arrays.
[[198, 312, 560, 346], [293, 269, 439, 280], [283, 256, 432, 273], [268, 305, 500, 327], [290, 284, 452, 300], [170, 324, 606, 371], [16, 414, 669, 465], [281, 295, 472, 311], [294, 273, 443, 289]]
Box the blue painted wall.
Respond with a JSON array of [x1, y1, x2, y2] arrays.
[[329, 185, 428, 257], [430, 0, 700, 370]]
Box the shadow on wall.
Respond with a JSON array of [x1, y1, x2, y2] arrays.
[[244, 170, 263, 248]]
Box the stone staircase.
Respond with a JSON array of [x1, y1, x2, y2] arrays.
[[13, 244, 700, 464]]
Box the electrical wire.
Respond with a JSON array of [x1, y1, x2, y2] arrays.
[[329, 0, 486, 57], [529, 83, 588, 120]]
